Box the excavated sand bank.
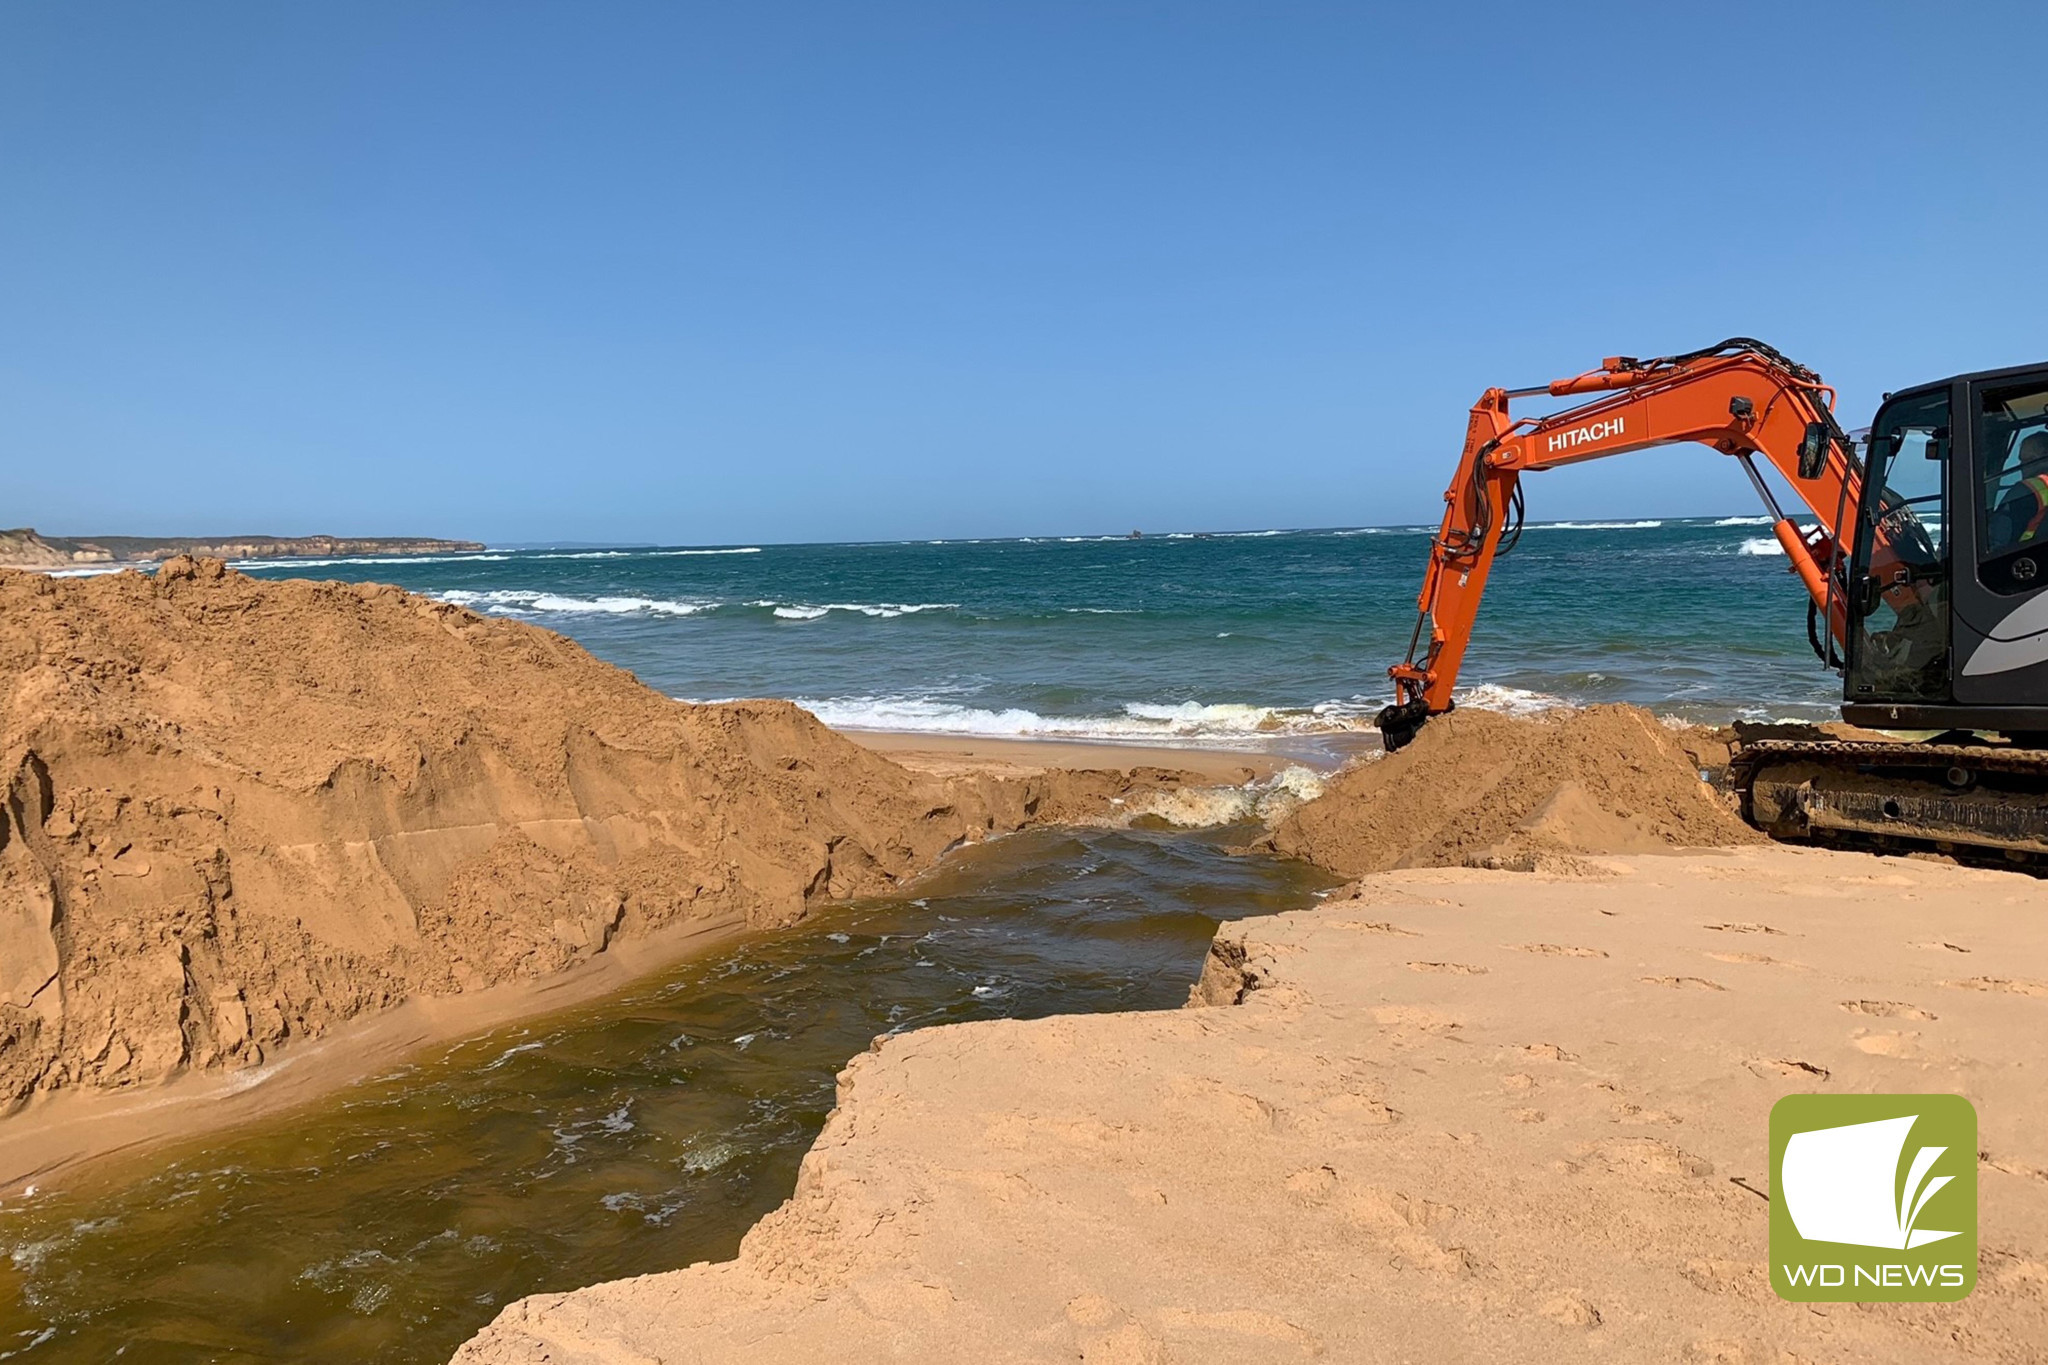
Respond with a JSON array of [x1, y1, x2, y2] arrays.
[[456, 846, 2048, 1363], [1266, 703, 1760, 875], [0, 560, 1201, 1123]]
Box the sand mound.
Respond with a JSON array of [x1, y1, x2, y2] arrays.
[[1267, 704, 1759, 876], [0, 560, 1172, 1107]]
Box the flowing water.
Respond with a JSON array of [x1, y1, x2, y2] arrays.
[[0, 825, 1336, 1364]]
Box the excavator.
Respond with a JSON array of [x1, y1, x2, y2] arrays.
[[1378, 338, 2048, 864]]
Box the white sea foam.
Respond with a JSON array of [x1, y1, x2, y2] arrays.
[[1714, 515, 1776, 526], [516, 546, 759, 559], [233, 553, 511, 568], [437, 589, 713, 616], [1738, 537, 1785, 556], [792, 695, 1370, 745], [481, 1041, 544, 1071], [1134, 764, 1329, 827], [1452, 683, 1573, 716], [764, 601, 956, 621], [1529, 520, 1664, 531]]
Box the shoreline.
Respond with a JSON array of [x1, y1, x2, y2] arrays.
[[835, 727, 1380, 779]]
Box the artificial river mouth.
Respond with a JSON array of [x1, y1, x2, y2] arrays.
[[0, 823, 1336, 1365]]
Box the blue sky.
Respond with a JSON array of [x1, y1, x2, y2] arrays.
[[3, 3, 2041, 544]]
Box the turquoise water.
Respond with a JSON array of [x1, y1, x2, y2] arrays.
[[229, 518, 1841, 739]]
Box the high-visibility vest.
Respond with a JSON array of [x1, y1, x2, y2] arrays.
[[2024, 474, 2048, 543]]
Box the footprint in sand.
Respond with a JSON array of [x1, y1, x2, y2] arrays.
[[1680, 1258, 1760, 1295], [1703, 922, 1786, 936], [1745, 1057, 1829, 1080], [1584, 1136, 1714, 1178], [1851, 1031, 1923, 1057], [1538, 1295, 1602, 1329], [1158, 1307, 1322, 1356], [1640, 975, 1726, 991], [1840, 999, 1937, 1021], [1514, 943, 1608, 958], [1912, 940, 1971, 954], [1941, 976, 2047, 997], [1611, 1101, 1684, 1124], [1331, 920, 1420, 937], [1521, 1042, 1577, 1063], [1407, 961, 1487, 975], [1704, 951, 1799, 967]]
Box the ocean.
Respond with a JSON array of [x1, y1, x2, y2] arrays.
[[223, 517, 1838, 745]]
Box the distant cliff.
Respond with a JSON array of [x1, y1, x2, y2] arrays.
[[0, 528, 485, 567]]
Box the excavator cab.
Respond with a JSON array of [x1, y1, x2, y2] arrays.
[[1845, 363, 2048, 735]]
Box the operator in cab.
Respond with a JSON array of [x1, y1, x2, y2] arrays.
[[1987, 431, 2048, 553]]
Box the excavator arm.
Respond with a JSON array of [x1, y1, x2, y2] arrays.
[[1378, 339, 1865, 749]]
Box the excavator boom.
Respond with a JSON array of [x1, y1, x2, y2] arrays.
[[1379, 339, 1860, 748]]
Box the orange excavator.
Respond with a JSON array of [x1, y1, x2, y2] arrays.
[[1380, 338, 2048, 863]]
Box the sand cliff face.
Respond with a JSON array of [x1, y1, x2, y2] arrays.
[[0, 560, 1168, 1107], [0, 529, 110, 569]]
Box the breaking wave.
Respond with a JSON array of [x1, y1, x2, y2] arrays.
[[787, 696, 1376, 746], [437, 589, 713, 616], [762, 602, 956, 621], [1529, 520, 1664, 531], [233, 553, 511, 569], [1452, 683, 1574, 716]]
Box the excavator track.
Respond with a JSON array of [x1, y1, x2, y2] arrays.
[[1731, 740, 2048, 867]]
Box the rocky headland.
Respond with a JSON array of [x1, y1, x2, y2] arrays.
[[0, 527, 485, 569]]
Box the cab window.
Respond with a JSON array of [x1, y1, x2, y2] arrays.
[[1847, 388, 1950, 702], [1976, 379, 2048, 593]]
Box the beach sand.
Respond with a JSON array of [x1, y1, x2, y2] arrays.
[[456, 844, 2048, 1363]]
